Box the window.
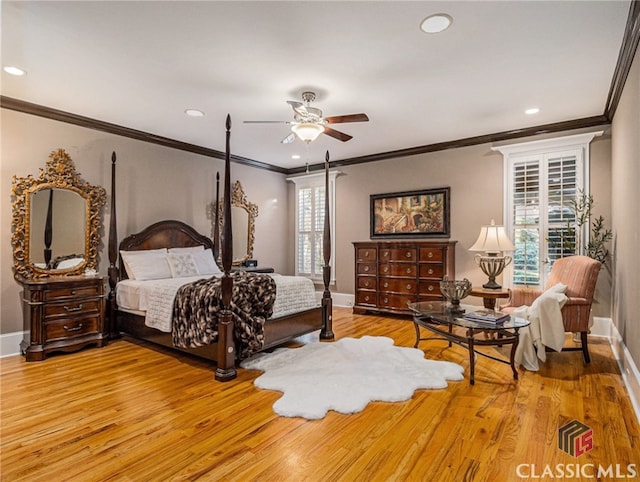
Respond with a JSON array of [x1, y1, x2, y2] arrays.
[[495, 132, 602, 288], [287, 171, 338, 281]]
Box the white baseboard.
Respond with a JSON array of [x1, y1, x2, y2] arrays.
[[609, 321, 640, 424], [0, 331, 25, 358], [315, 291, 354, 308]]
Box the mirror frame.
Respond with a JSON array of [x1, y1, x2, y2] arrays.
[[214, 180, 258, 266], [11, 149, 107, 279]]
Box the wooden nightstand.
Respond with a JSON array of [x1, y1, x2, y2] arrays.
[[469, 287, 510, 311], [17, 275, 107, 361]]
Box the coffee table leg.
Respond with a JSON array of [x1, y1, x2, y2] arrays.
[[413, 321, 420, 348], [468, 334, 475, 385], [510, 330, 520, 380]]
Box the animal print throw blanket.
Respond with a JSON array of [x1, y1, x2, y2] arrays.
[[171, 271, 276, 358]]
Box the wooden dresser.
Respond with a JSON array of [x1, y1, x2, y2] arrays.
[[353, 240, 456, 316], [17, 275, 107, 361]]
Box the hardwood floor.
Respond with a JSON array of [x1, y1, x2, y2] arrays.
[[2, 307, 638, 481]]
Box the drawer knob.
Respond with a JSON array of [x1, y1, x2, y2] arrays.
[[383, 282, 388, 288], [383, 298, 389, 304], [384, 252, 389, 257], [364, 251, 369, 257], [364, 296, 370, 302], [406, 268, 411, 274], [71, 290, 77, 295], [63, 323, 83, 332], [428, 252, 433, 258], [63, 304, 83, 312], [364, 266, 370, 272], [406, 252, 412, 258], [406, 284, 412, 290], [383, 267, 389, 273], [364, 281, 370, 287], [428, 268, 434, 275], [428, 286, 434, 292]]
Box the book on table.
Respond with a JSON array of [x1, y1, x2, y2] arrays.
[[463, 309, 511, 324]]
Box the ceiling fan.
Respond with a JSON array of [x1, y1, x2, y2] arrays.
[[244, 91, 369, 144]]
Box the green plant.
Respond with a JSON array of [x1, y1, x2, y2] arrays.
[[548, 190, 613, 264]]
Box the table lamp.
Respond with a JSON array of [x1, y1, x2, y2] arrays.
[[469, 219, 515, 289]]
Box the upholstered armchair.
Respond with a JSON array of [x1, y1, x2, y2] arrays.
[[501, 255, 601, 363]]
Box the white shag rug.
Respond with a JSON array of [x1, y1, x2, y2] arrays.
[[240, 335, 464, 420]]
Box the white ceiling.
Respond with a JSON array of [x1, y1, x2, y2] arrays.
[[1, 1, 630, 170]]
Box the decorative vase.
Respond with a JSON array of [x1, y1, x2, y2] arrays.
[[440, 276, 472, 313]]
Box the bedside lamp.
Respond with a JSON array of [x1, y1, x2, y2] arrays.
[[469, 219, 515, 289]]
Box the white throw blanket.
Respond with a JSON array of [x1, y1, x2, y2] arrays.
[[513, 283, 568, 371]]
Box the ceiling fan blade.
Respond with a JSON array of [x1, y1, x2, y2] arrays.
[[323, 127, 353, 142], [243, 120, 291, 124], [325, 113, 369, 124], [287, 100, 308, 117], [281, 132, 296, 144]]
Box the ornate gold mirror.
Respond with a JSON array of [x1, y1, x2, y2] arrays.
[[11, 149, 107, 279], [211, 180, 258, 266]]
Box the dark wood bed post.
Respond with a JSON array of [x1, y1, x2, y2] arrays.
[[44, 189, 53, 266], [213, 172, 220, 263], [107, 151, 119, 339], [215, 115, 237, 382], [320, 151, 335, 340]]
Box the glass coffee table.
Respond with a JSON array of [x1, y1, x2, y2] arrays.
[[408, 301, 530, 385]]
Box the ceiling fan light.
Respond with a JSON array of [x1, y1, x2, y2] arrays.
[[292, 123, 324, 142]]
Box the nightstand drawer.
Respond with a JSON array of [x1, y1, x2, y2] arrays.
[[44, 299, 102, 319], [44, 284, 102, 301], [44, 317, 100, 342]]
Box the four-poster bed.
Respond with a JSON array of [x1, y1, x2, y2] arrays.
[[106, 115, 334, 381]]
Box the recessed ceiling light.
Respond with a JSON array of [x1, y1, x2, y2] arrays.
[[525, 107, 540, 115], [420, 14, 453, 34], [291, 154, 301, 160], [185, 109, 204, 117], [3, 66, 26, 76]]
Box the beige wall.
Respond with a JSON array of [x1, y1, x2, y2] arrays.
[[611, 47, 640, 365], [1, 110, 290, 335], [321, 132, 612, 318]]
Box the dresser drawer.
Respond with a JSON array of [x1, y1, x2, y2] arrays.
[[357, 276, 377, 290], [378, 293, 415, 311], [44, 316, 100, 342], [379, 263, 416, 277], [357, 263, 377, 275], [356, 291, 377, 306], [44, 284, 102, 301], [419, 280, 441, 297], [419, 264, 444, 279], [379, 277, 417, 294], [356, 247, 377, 262], [419, 247, 443, 262], [379, 248, 417, 262], [44, 299, 102, 320]]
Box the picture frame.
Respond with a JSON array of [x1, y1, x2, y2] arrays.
[[370, 187, 450, 238]]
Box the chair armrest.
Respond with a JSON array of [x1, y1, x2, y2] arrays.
[[502, 287, 543, 309]]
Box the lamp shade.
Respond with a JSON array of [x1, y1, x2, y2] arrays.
[[291, 123, 324, 142], [469, 219, 515, 254]]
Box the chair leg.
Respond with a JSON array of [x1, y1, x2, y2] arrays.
[[580, 331, 590, 364]]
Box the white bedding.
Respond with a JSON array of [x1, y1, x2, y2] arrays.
[[116, 273, 319, 332]]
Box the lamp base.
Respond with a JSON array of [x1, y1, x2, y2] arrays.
[[482, 280, 502, 290]]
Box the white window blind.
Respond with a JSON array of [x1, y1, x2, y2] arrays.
[[288, 171, 339, 281], [495, 132, 601, 288]]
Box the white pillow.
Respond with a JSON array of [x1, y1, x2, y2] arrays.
[[167, 252, 200, 278], [120, 249, 171, 280], [168, 246, 205, 254], [192, 249, 222, 275]]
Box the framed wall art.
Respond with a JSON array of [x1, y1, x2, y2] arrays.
[[370, 187, 450, 238]]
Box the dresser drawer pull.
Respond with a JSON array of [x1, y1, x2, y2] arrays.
[[407, 284, 412, 290], [364, 251, 369, 257], [428, 252, 433, 258], [383, 267, 389, 273], [364, 281, 370, 287], [383, 298, 389, 304], [428, 286, 434, 292], [364, 266, 370, 272], [383, 282, 389, 288], [364, 295, 370, 302], [383, 252, 389, 257], [63, 323, 84, 332], [63, 304, 83, 312], [406, 268, 412, 274], [428, 268, 434, 275], [406, 252, 412, 258]]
